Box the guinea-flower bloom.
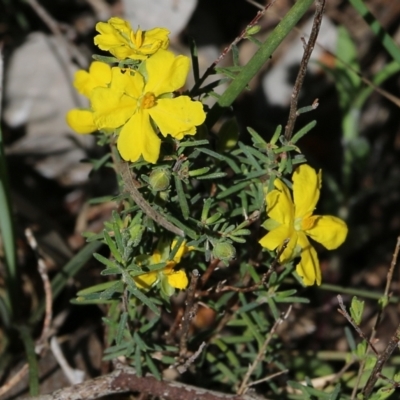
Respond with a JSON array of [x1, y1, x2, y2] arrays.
[[133, 240, 191, 291], [94, 17, 170, 60], [259, 164, 348, 286], [90, 49, 206, 163]]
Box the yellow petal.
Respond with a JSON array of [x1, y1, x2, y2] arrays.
[[166, 270, 188, 289], [293, 164, 321, 218], [109, 67, 143, 98], [296, 232, 321, 285], [94, 18, 131, 50], [266, 179, 294, 226], [92, 87, 136, 129], [145, 50, 189, 95], [259, 224, 298, 265], [148, 97, 205, 139], [108, 17, 132, 35], [143, 27, 170, 51], [305, 215, 348, 250], [170, 240, 191, 263], [117, 111, 161, 163], [66, 109, 97, 134], [134, 271, 158, 289], [73, 62, 112, 98]]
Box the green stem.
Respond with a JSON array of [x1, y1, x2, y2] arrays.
[[19, 325, 39, 396], [349, 0, 400, 66], [206, 0, 315, 129], [321, 283, 400, 303], [0, 125, 18, 321]]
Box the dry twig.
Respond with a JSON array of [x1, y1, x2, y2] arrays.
[[284, 0, 325, 141], [179, 270, 200, 360], [20, 364, 260, 400]]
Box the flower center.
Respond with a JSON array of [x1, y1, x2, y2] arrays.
[[141, 92, 156, 109], [294, 215, 318, 231]]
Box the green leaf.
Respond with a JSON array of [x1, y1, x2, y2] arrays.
[[350, 296, 364, 325], [103, 230, 123, 264], [195, 172, 227, 180], [93, 253, 118, 270], [134, 332, 149, 351], [190, 38, 200, 83], [291, 120, 317, 144], [201, 198, 213, 222], [188, 167, 210, 177], [116, 312, 128, 345], [19, 326, 39, 395], [173, 175, 189, 220], [145, 353, 161, 380]]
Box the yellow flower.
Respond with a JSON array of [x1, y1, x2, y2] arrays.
[[134, 240, 191, 290], [94, 17, 170, 60], [90, 49, 206, 163], [259, 164, 348, 286], [66, 61, 112, 134]]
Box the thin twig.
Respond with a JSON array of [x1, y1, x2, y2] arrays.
[[284, 0, 325, 141], [248, 0, 400, 110], [247, 369, 288, 387], [337, 295, 379, 356], [362, 323, 400, 398], [199, 258, 220, 287], [25, 228, 53, 355], [0, 363, 29, 398], [190, 0, 276, 95], [179, 270, 200, 359], [165, 307, 184, 345], [24, 0, 87, 68], [176, 341, 206, 374], [238, 306, 292, 395]]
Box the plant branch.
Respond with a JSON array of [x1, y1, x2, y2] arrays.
[[111, 146, 184, 237], [179, 270, 200, 360], [284, 0, 325, 141], [20, 364, 260, 400]]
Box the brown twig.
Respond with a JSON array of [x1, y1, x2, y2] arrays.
[[20, 364, 260, 400], [190, 0, 276, 95], [200, 258, 221, 288], [284, 0, 325, 141], [111, 146, 185, 237], [237, 306, 292, 395], [179, 270, 200, 360], [362, 323, 400, 398], [24, 0, 87, 68], [176, 341, 207, 374], [25, 228, 53, 355], [337, 295, 379, 356], [0, 363, 29, 398], [357, 237, 400, 398], [165, 307, 184, 345]]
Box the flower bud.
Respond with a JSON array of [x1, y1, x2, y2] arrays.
[[212, 242, 236, 262], [149, 168, 170, 191]]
